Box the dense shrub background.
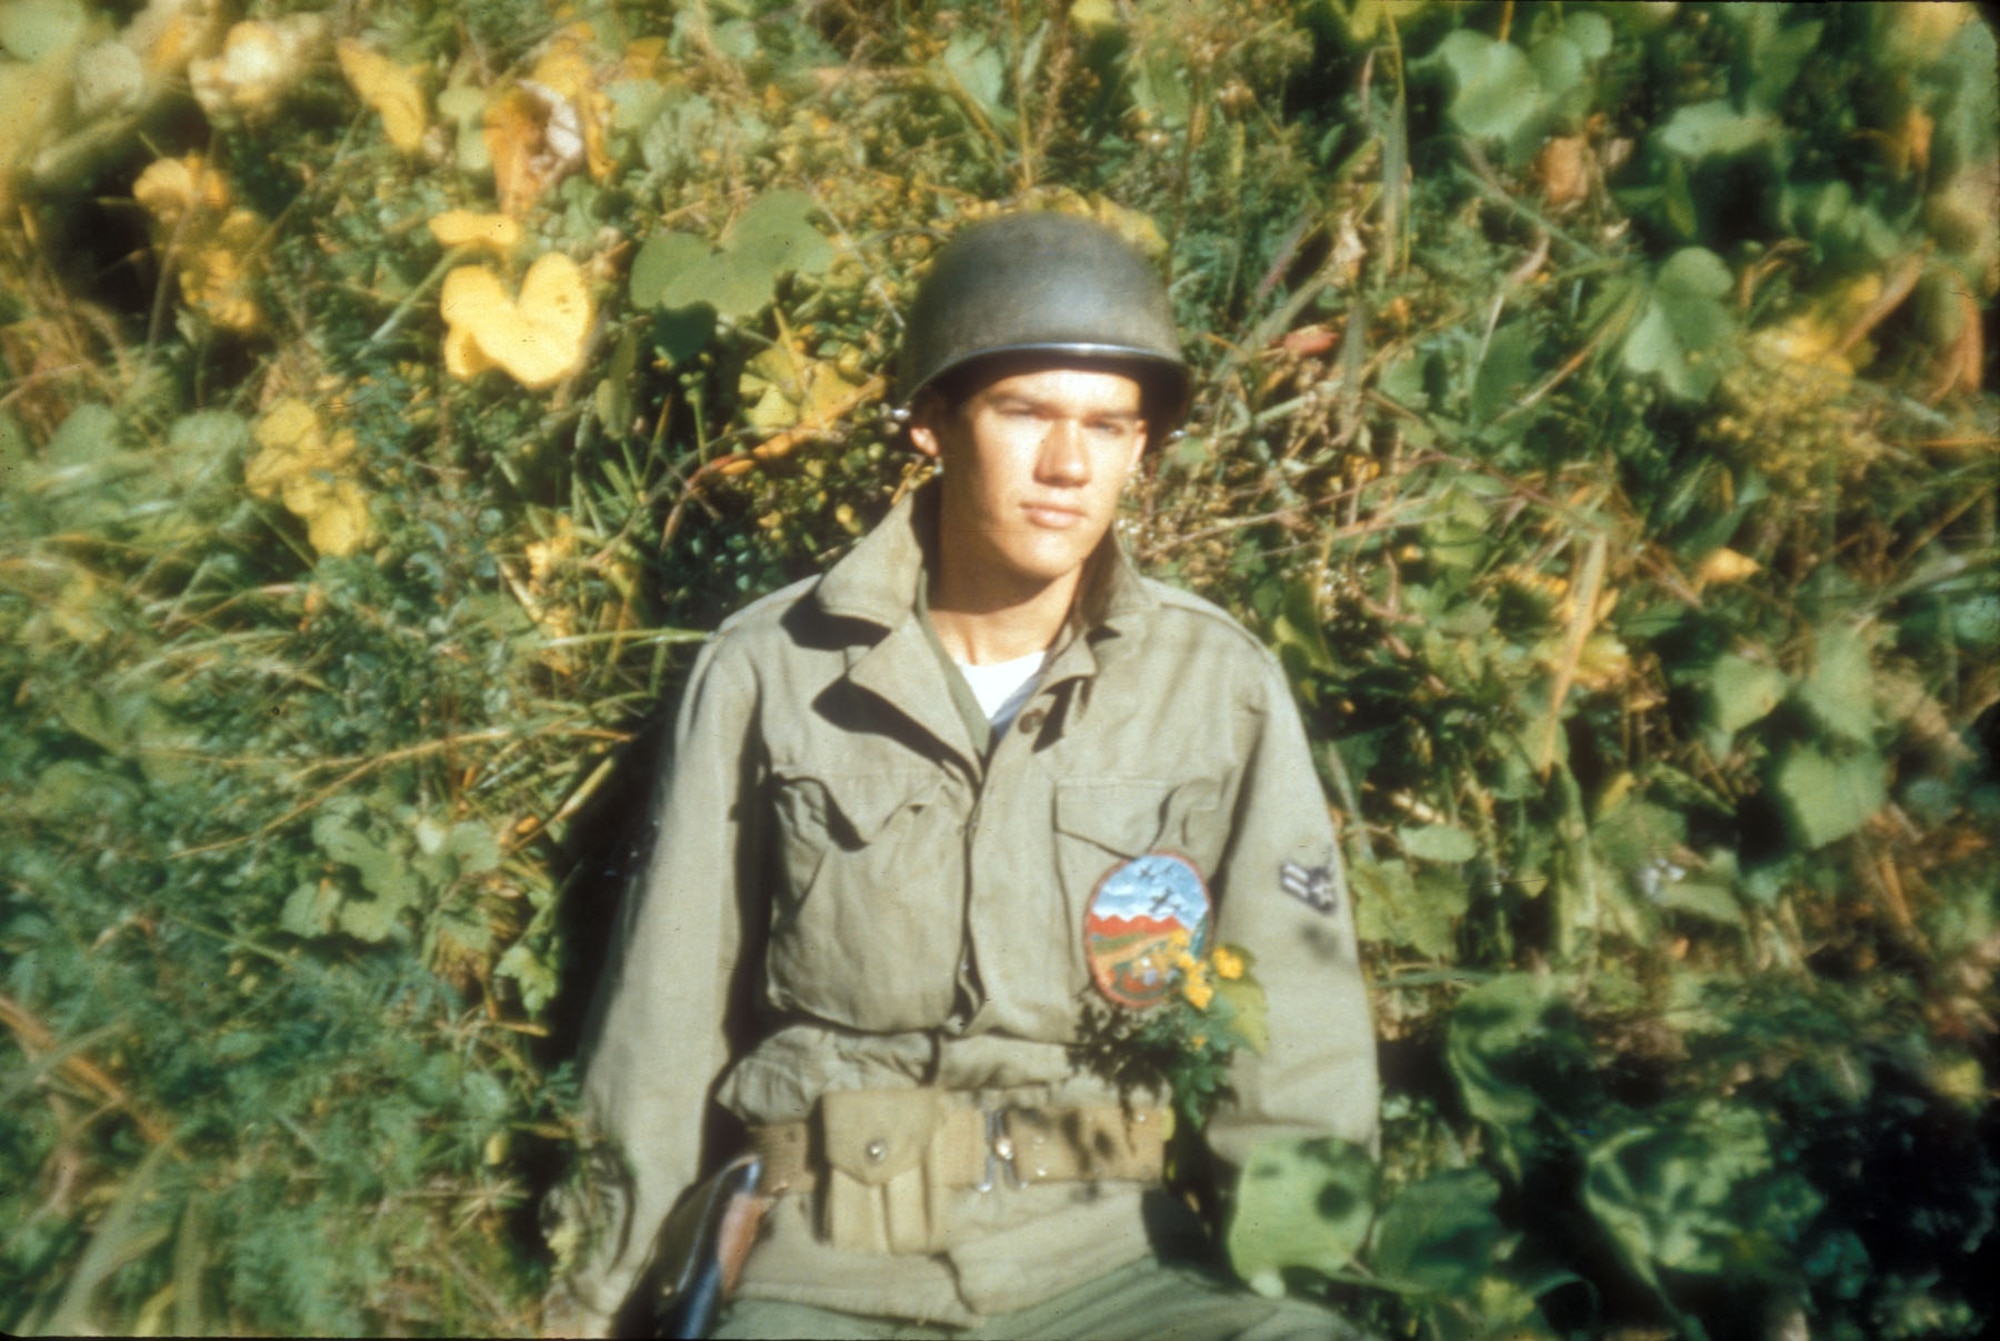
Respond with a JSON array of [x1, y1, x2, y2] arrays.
[[2, 2, 1995, 1336]]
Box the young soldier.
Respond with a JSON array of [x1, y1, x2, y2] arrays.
[[547, 212, 1379, 1338]]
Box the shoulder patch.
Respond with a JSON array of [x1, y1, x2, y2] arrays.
[[1280, 860, 1339, 915]]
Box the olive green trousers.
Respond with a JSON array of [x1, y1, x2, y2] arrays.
[[712, 1256, 1370, 1340]]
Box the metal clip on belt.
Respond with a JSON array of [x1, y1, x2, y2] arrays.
[[975, 1107, 1023, 1193]]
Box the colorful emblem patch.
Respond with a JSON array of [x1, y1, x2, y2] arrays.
[[1084, 852, 1212, 1009]]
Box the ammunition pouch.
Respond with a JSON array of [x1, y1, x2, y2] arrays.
[[751, 1089, 1171, 1256]]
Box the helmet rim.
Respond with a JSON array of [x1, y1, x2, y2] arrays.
[[896, 212, 1190, 433]]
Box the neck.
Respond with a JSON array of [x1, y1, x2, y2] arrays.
[[927, 559, 1080, 665]]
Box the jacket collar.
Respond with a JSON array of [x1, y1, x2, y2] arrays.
[[812, 478, 1157, 768]]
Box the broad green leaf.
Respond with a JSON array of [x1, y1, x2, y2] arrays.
[[1369, 1167, 1505, 1294], [1799, 624, 1874, 743], [314, 810, 421, 909], [1707, 653, 1789, 735], [1214, 971, 1269, 1055], [1527, 32, 1585, 101], [1582, 1103, 1774, 1285], [1657, 881, 1747, 929], [165, 410, 250, 481], [1952, 594, 2000, 647], [723, 189, 834, 282], [594, 329, 639, 438], [28, 759, 139, 822], [1227, 1137, 1377, 1286], [446, 820, 503, 875], [1775, 746, 1886, 849], [636, 193, 833, 320], [1565, 11, 1613, 61], [53, 686, 124, 753], [1446, 973, 1563, 1135], [1737, 13, 1824, 112], [1351, 857, 1462, 958], [629, 232, 709, 310], [659, 252, 773, 320], [603, 77, 668, 133], [281, 882, 339, 937], [1656, 247, 1734, 322], [712, 17, 758, 62], [1131, 48, 1189, 128], [1656, 99, 1780, 159], [1591, 798, 1684, 885], [1435, 31, 1541, 141], [337, 893, 403, 942], [496, 940, 559, 1014], [1400, 823, 1479, 864], [942, 34, 1012, 128], [1271, 580, 1336, 675], [1623, 247, 1736, 401], [1621, 301, 1686, 397], [1426, 489, 1493, 571], [45, 403, 120, 468], [1470, 321, 1533, 424]]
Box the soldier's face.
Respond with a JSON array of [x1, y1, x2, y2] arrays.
[[910, 365, 1148, 592]]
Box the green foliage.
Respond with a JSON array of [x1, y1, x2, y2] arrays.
[[1, 0, 1995, 1337], [1227, 1137, 1378, 1294]]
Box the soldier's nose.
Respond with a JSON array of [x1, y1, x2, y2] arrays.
[[1037, 421, 1090, 485]]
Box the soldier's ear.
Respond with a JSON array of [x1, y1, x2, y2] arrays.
[[906, 390, 947, 460]]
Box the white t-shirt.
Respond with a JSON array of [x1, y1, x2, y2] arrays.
[[954, 649, 1047, 733]]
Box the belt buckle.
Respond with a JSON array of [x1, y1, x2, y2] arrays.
[[975, 1107, 1022, 1193]]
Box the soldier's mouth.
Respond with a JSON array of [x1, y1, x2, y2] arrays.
[[1021, 503, 1086, 529]]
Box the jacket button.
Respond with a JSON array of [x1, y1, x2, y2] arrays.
[[1017, 708, 1046, 734], [866, 1139, 888, 1164]]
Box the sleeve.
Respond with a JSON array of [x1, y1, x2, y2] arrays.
[[1203, 649, 1379, 1170], [541, 634, 763, 1337]]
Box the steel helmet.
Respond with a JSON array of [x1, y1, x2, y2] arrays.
[[897, 211, 1190, 434]]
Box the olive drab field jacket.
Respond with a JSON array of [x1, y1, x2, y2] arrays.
[[552, 482, 1379, 1331]]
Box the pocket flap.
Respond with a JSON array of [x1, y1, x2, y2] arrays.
[[1053, 778, 1178, 857], [820, 1088, 945, 1186], [777, 770, 930, 846]]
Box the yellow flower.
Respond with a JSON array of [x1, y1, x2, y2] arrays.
[[190, 15, 327, 122], [428, 210, 522, 255], [1189, 1034, 1208, 1050], [1212, 946, 1245, 981], [482, 24, 614, 214], [132, 154, 232, 224], [247, 398, 375, 557], [440, 253, 593, 391], [1166, 927, 1192, 951], [1182, 965, 1214, 1011], [336, 39, 428, 153], [1695, 548, 1762, 587], [131, 155, 266, 333]]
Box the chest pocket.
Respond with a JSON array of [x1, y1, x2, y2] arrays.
[[1053, 777, 1228, 861], [765, 769, 961, 1031], [1051, 777, 1228, 981]]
